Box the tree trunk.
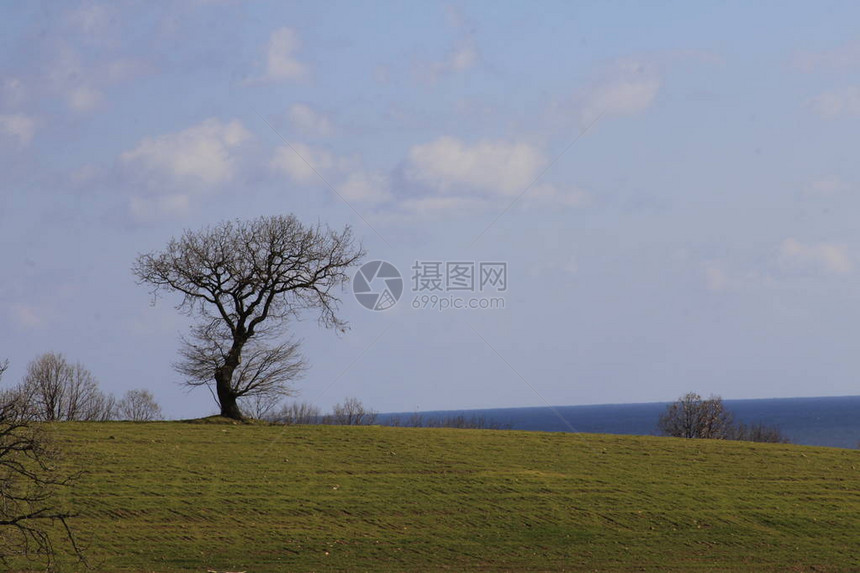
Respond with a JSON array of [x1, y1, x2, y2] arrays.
[[215, 368, 243, 420], [213, 336, 248, 420]]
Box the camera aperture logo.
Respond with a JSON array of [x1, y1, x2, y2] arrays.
[[353, 260, 403, 311]]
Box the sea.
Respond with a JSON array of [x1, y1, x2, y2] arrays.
[[378, 395, 860, 449]]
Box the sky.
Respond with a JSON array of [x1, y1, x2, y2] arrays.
[[2, 1, 860, 419]]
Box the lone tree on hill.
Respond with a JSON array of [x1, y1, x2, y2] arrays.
[[658, 392, 733, 439], [133, 215, 364, 420], [658, 392, 791, 443]]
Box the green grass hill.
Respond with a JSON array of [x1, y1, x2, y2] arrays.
[[16, 422, 860, 571]]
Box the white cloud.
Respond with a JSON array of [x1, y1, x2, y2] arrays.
[[0, 113, 37, 146], [408, 137, 546, 196], [269, 136, 587, 214], [414, 5, 479, 83], [794, 42, 860, 72], [703, 264, 737, 292], [779, 238, 852, 274], [68, 85, 104, 111], [449, 45, 478, 72], [66, 2, 112, 36], [529, 255, 578, 279], [1, 77, 26, 106], [70, 164, 101, 183], [10, 303, 45, 328], [373, 65, 391, 84], [46, 46, 150, 112], [417, 43, 478, 84], [264, 27, 307, 81], [288, 103, 333, 137], [339, 170, 392, 203], [129, 194, 192, 222], [103, 58, 153, 83], [700, 260, 773, 292], [666, 50, 725, 67], [703, 242, 853, 293], [810, 87, 860, 118], [270, 143, 335, 184], [400, 196, 488, 214], [525, 183, 590, 208], [121, 118, 251, 185], [577, 60, 660, 125], [48, 47, 92, 111], [804, 176, 851, 196], [269, 143, 390, 204]]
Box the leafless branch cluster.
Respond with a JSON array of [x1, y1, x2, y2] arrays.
[[659, 392, 790, 443], [267, 400, 513, 430], [133, 215, 363, 419], [7, 353, 114, 422], [0, 365, 85, 569], [175, 322, 306, 409], [116, 389, 163, 422], [2, 354, 163, 423], [730, 421, 790, 443], [265, 398, 376, 426], [269, 401, 322, 425], [323, 397, 378, 426], [133, 215, 363, 332], [658, 393, 733, 439], [384, 413, 512, 430]]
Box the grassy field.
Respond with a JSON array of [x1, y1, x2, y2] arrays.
[[16, 421, 860, 572]]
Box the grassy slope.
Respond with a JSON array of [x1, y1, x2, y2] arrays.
[[22, 422, 860, 572]]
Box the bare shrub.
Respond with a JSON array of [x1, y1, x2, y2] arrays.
[[15, 353, 114, 422], [271, 401, 322, 425], [238, 392, 285, 421], [658, 393, 733, 439], [659, 392, 791, 444], [324, 397, 377, 426], [383, 413, 511, 430], [731, 422, 790, 444], [117, 389, 162, 421]]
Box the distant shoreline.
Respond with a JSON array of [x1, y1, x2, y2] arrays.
[[378, 395, 860, 449]]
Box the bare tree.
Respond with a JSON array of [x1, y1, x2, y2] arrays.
[[84, 391, 116, 423], [0, 363, 85, 568], [658, 392, 792, 443], [325, 397, 377, 426], [15, 353, 114, 422], [117, 389, 162, 421], [730, 422, 790, 444], [239, 391, 284, 421], [272, 401, 322, 425], [658, 392, 733, 439], [0, 359, 17, 414], [133, 215, 363, 420]]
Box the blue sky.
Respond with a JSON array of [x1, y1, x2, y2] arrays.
[[2, 1, 860, 419]]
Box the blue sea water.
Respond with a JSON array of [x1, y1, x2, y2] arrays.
[[378, 396, 860, 449]]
